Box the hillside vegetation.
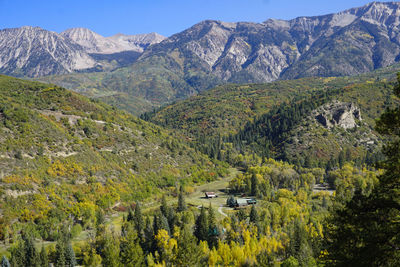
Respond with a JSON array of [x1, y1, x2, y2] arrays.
[[146, 66, 400, 167], [0, 75, 227, 242], [1, 64, 400, 267]]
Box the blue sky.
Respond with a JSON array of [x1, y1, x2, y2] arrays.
[[0, 0, 394, 37]]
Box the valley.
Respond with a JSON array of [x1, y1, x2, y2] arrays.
[[0, 1, 400, 266]]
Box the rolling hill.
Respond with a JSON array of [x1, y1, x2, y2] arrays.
[[145, 64, 400, 166], [0, 75, 226, 236]]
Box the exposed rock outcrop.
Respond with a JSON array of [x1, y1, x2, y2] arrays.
[[313, 101, 362, 129]]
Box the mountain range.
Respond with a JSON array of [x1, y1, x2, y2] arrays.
[[1, 3, 400, 264], [0, 26, 165, 77], [1, 2, 400, 114]]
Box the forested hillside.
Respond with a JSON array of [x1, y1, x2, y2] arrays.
[[0, 75, 227, 253], [2, 1, 400, 266], [146, 66, 400, 168], [1, 71, 400, 266]]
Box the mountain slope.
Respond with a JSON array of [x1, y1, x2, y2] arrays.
[[42, 2, 400, 114], [280, 2, 400, 79], [61, 28, 166, 54], [0, 26, 96, 77], [0, 75, 226, 230], [145, 65, 400, 165], [61, 27, 124, 54], [107, 32, 166, 53], [139, 1, 400, 83], [0, 26, 165, 78]]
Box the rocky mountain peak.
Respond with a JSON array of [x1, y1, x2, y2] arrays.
[[2, 1, 400, 84], [19, 25, 42, 31], [0, 26, 96, 77], [0, 24, 168, 77], [61, 27, 123, 54], [137, 1, 400, 87], [358, 1, 400, 25], [107, 32, 166, 52], [61, 27, 103, 42]]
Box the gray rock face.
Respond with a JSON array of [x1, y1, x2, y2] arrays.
[[0, 27, 165, 77], [107, 32, 166, 53], [61, 27, 121, 54], [0, 26, 96, 77], [140, 2, 400, 84], [61, 28, 166, 54], [2, 2, 400, 91], [313, 101, 362, 129]]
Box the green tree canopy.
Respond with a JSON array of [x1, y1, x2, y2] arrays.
[[327, 73, 400, 266]]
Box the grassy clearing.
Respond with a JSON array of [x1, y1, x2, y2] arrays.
[[184, 168, 239, 219]]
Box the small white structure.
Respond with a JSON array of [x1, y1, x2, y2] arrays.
[[205, 192, 217, 198]]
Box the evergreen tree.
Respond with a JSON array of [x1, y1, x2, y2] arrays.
[[345, 147, 352, 162], [102, 232, 120, 267], [55, 229, 75, 267], [127, 208, 134, 222], [338, 150, 345, 168], [120, 223, 145, 267], [160, 214, 171, 235], [10, 240, 25, 267], [134, 202, 144, 238], [55, 248, 66, 267], [194, 206, 208, 242], [327, 74, 400, 266], [322, 196, 328, 209], [208, 203, 218, 248], [237, 209, 247, 222], [175, 225, 202, 266], [288, 219, 313, 265], [152, 213, 161, 238], [226, 196, 236, 207], [153, 212, 170, 236], [249, 205, 259, 224], [251, 173, 260, 197], [304, 155, 312, 169], [96, 208, 105, 226], [177, 186, 187, 212], [1, 256, 10, 267], [23, 234, 39, 267], [39, 246, 49, 267], [160, 195, 168, 217], [65, 242, 76, 267], [143, 217, 154, 253]]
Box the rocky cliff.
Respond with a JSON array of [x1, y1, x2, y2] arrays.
[[314, 101, 362, 129], [139, 2, 400, 84], [0, 26, 96, 77], [107, 32, 166, 53], [284, 100, 380, 164], [0, 27, 165, 77], [61, 28, 166, 54]]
